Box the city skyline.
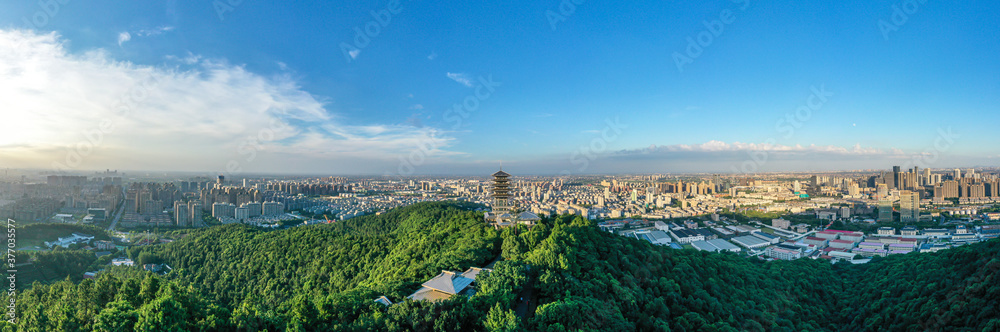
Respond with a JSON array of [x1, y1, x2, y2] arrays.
[[2, 1, 1000, 175]]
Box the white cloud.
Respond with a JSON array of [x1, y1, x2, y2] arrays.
[[349, 49, 361, 59], [446, 72, 474, 87], [118, 26, 174, 47], [117, 32, 131, 46], [409, 104, 424, 110], [635, 140, 887, 155], [0, 29, 456, 173], [427, 52, 437, 60], [137, 26, 174, 37]]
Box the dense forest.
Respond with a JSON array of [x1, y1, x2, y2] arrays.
[[6, 201, 999, 331]]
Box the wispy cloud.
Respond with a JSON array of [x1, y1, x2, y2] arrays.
[[117, 32, 131, 46], [623, 141, 887, 155], [409, 104, 424, 110], [137, 26, 174, 37], [118, 26, 174, 47], [533, 113, 554, 118], [0, 29, 457, 173], [427, 52, 437, 60], [446, 72, 474, 87]]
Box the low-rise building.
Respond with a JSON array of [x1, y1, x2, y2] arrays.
[[711, 227, 735, 237], [888, 243, 914, 253], [954, 225, 970, 234], [638, 230, 672, 245], [951, 233, 978, 243], [828, 250, 857, 261], [732, 235, 770, 250], [829, 239, 856, 250], [409, 267, 492, 302], [751, 232, 781, 244], [94, 240, 115, 250], [923, 228, 950, 238], [878, 237, 901, 244], [918, 243, 949, 253], [816, 211, 837, 221], [690, 240, 718, 252], [684, 220, 699, 229], [669, 229, 705, 244], [803, 236, 829, 247], [900, 226, 919, 236], [693, 228, 718, 240], [854, 248, 888, 257], [982, 225, 1000, 239], [839, 232, 865, 243], [654, 221, 669, 231], [707, 239, 741, 253], [814, 231, 840, 240], [766, 244, 803, 260], [771, 218, 791, 229], [858, 242, 885, 250], [877, 227, 896, 236]]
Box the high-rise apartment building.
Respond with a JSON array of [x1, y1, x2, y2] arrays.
[[262, 201, 285, 216], [899, 190, 919, 222], [212, 202, 236, 219], [847, 183, 860, 196], [878, 200, 894, 222], [893, 166, 902, 189], [189, 202, 202, 226], [934, 180, 960, 199], [967, 183, 986, 198], [174, 201, 190, 226], [235, 206, 250, 221]]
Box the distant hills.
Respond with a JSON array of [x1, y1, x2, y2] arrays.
[[8, 202, 999, 331]]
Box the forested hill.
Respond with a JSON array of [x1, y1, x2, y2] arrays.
[[8, 201, 1000, 331], [133, 201, 502, 309]]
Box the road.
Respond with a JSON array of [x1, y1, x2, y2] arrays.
[[513, 265, 537, 319], [106, 188, 126, 231], [484, 256, 538, 319], [789, 230, 816, 241]]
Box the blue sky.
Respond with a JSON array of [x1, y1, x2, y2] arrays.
[[1, 0, 998, 175]]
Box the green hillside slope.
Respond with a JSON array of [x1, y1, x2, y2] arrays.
[[6, 202, 999, 331]]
